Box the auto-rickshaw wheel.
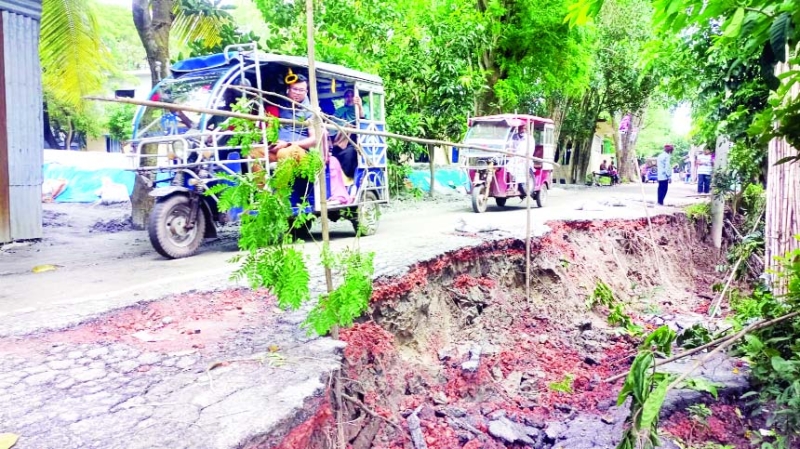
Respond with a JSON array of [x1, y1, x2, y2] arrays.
[[148, 194, 206, 259], [495, 197, 507, 207], [534, 185, 548, 208], [352, 191, 379, 236], [471, 185, 488, 213]]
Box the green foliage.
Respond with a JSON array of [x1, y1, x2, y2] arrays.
[[172, 0, 235, 49], [45, 90, 104, 148], [548, 374, 575, 394], [726, 246, 800, 447], [616, 325, 677, 449], [41, 0, 112, 110], [687, 403, 712, 422], [676, 324, 712, 350], [212, 102, 375, 337], [94, 2, 146, 71], [179, 23, 264, 60], [587, 280, 616, 309], [684, 202, 711, 224], [105, 104, 136, 142], [305, 247, 374, 336], [586, 281, 642, 335], [681, 378, 722, 400]]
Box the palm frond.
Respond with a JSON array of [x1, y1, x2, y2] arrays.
[[40, 0, 111, 110], [172, 0, 234, 48]]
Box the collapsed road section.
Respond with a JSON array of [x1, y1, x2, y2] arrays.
[[272, 216, 747, 449], [0, 215, 745, 449]]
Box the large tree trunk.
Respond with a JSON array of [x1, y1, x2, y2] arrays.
[[547, 95, 570, 145], [132, 0, 173, 88], [131, 0, 173, 228], [765, 61, 800, 294], [42, 103, 59, 149], [618, 111, 643, 182]]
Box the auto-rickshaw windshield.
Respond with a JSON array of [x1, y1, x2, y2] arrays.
[[465, 122, 510, 142], [136, 70, 225, 137]]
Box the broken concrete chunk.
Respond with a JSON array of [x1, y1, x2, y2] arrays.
[[431, 391, 449, 405], [488, 417, 535, 445], [545, 421, 568, 440]]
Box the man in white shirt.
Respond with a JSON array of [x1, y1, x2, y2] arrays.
[[656, 144, 674, 206], [695, 147, 714, 194]]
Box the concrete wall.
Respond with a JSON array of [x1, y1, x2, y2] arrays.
[[0, 0, 42, 242]]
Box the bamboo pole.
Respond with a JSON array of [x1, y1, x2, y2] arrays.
[[525, 124, 532, 303], [765, 54, 800, 295], [302, 2, 345, 448], [85, 96, 560, 167], [708, 209, 764, 317], [605, 310, 800, 383], [665, 310, 800, 391]]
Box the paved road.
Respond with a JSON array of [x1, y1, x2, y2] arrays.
[[0, 180, 702, 449]]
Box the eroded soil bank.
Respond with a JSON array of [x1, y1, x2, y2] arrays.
[[272, 215, 749, 449]]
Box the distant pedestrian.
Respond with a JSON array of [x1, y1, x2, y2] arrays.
[[657, 144, 674, 206], [696, 147, 713, 194]]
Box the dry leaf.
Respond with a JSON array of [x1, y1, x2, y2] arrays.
[[0, 433, 19, 449], [31, 264, 59, 273]]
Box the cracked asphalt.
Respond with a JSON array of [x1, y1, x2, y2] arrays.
[[0, 182, 702, 448]]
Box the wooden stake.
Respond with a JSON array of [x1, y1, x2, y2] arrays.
[[303, 1, 344, 448]]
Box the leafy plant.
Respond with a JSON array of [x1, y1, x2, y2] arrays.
[[587, 281, 643, 335], [677, 324, 712, 349], [728, 248, 800, 447], [687, 403, 712, 423], [548, 374, 575, 394], [681, 378, 722, 400], [209, 101, 376, 337], [105, 104, 136, 142], [616, 325, 677, 449], [684, 202, 711, 224], [587, 280, 616, 309]]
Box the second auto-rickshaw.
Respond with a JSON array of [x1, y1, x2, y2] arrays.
[[459, 114, 556, 213]]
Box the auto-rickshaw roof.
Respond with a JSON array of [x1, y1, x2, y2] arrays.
[[170, 51, 383, 85], [468, 114, 555, 127]]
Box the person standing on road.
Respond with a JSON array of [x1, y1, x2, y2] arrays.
[[696, 147, 714, 194], [656, 144, 674, 206]]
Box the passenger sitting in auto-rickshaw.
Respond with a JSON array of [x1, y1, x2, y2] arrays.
[[260, 72, 350, 204], [328, 89, 364, 179], [506, 125, 530, 186], [267, 74, 317, 162]]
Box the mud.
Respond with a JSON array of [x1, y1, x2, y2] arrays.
[[90, 216, 134, 233], [273, 216, 740, 449], [42, 210, 69, 228]]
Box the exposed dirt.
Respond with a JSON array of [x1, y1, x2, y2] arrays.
[[275, 216, 730, 449], [0, 288, 276, 354]]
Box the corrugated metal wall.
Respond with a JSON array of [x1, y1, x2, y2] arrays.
[[0, 3, 42, 242]]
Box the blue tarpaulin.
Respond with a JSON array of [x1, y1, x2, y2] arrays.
[[407, 167, 470, 194], [43, 163, 136, 203]]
